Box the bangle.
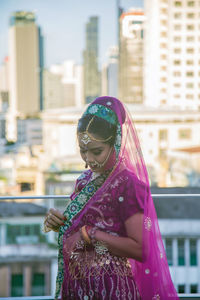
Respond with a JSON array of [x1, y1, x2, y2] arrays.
[[86, 226, 97, 245], [81, 225, 91, 244]]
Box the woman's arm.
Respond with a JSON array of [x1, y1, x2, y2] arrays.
[[94, 212, 143, 262]]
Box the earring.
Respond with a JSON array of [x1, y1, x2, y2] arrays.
[[85, 162, 88, 168]]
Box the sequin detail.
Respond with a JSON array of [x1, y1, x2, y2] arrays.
[[68, 246, 133, 280], [152, 294, 160, 300], [144, 216, 152, 231]]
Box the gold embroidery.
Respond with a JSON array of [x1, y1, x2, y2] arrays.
[[68, 247, 132, 280]]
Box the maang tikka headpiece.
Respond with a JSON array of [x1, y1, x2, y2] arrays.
[[79, 116, 113, 145]]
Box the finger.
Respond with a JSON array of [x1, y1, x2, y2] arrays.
[[49, 208, 67, 221], [45, 221, 59, 232], [46, 216, 62, 227], [50, 214, 65, 226]]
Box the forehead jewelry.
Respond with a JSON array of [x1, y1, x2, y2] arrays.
[[79, 115, 113, 144]]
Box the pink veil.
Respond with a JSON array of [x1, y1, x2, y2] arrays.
[[62, 96, 179, 299]]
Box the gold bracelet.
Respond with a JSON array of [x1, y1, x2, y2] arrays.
[[81, 225, 91, 244]]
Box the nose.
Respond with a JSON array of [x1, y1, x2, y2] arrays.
[[85, 152, 94, 163]]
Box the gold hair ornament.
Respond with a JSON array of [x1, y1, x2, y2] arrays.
[[79, 116, 113, 144]]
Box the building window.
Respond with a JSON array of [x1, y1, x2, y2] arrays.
[[179, 129, 191, 140], [174, 94, 180, 98], [174, 12, 181, 18], [161, 99, 167, 104], [31, 273, 45, 296], [161, 8, 167, 14], [188, 1, 195, 6], [186, 60, 194, 65], [174, 48, 181, 53], [174, 60, 181, 65], [186, 94, 194, 99], [186, 82, 194, 88], [161, 77, 167, 82], [186, 71, 194, 77], [159, 129, 168, 141], [161, 20, 167, 26], [190, 284, 198, 293], [20, 182, 34, 192], [190, 239, 197, 266], [6, 224, 44, 244], [178, 239, 185, 266], [187, 48, 194, 54], [161, 66, 167, 71], [173, 71, 181, 77], [187, 25, 194, 30], [174, 24, 181, 30], [187, 36, 195, 42], [161, 31, 167, 37], [161, 54, 167, 59], [11, 274, 23, 296], [174, 1, 182, 6], [187, 13, 195, 18], [165, 238, 173, 265], [178, 285, 185, 293], [160, 43, 167, 48], [159, 148, 167, 158], [174, 36, 181, 42], [174, 83, 181, 87]]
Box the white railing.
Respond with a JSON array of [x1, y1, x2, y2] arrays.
[[0, 194, 200, 299]]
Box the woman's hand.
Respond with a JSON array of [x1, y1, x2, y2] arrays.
[[44, 208, 67, 232], [63, 230, 83, 257]]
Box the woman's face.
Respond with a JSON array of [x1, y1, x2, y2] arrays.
[[78, 133, 113, 173]]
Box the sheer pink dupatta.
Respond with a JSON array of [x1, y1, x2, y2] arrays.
[[112, 98, 178, 299], [63, 97, 179, 299]]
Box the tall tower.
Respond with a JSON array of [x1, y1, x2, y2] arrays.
[[107, 46, 118, 98], [9, 11, 43, 116], [119, 10, 144, 104], [144, 0, 200, 109], [83, 16, 100, 104]]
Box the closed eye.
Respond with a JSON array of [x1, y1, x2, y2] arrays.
[[92, 151, 102, 155]]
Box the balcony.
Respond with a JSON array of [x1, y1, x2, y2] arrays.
[[0, 193, 200, 299]]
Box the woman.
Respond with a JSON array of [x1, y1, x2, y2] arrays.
[[44, 97, 179, 300]]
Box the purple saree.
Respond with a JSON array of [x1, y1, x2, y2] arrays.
[[55, 97, 179, 300], [62, 168, 142, 299]]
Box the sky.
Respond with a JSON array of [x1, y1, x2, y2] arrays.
[[0, 0, 143, 68]]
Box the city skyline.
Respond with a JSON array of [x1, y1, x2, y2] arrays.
[[0, 0, 143, 67]]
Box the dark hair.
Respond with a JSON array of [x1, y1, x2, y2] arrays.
[[77, 114, 117, 146]]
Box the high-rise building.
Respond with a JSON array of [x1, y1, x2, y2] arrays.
[[101, 46, 119, 98], [144, 0, 200, 109], [119, 10, 144, 104], [8, 11, 43, 116], [83, 16, 100, 103], [44, 60, 83, 109], [107, 46, 118, 98], [0, 57, 9, 113]]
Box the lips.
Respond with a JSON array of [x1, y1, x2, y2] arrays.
[[89, 163, 99, 170]]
